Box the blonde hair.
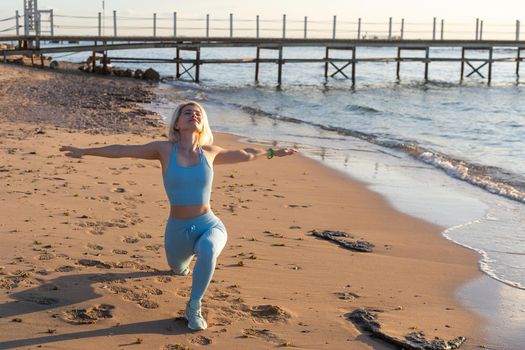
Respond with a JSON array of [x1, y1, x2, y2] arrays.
[[168, 101, 214, 146]]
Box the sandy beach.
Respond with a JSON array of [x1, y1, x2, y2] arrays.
[[0, 63, 485, 349]]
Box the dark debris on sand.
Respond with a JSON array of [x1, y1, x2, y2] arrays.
[[347, 308, 466, 350], [0, 65, 163, 134], [60, 304, 114, 324], [309, 229, 374, 252]]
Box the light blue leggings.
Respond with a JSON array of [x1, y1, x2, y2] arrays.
[[164, 209, 227, 302]]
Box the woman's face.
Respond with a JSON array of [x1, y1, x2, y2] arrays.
[[176, 104, 203, 133]]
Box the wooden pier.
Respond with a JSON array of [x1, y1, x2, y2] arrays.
[[2, 36, 524, 85], [1, 2, 524, 85]]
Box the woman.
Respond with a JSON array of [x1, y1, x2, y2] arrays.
[[59, 101, 297, 330]]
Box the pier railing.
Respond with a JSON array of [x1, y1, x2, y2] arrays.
[[0, 12, 523, 41]]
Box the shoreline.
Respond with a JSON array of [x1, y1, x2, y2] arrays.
[[0, 63, 487, 349]]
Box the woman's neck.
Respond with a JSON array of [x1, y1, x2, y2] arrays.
[[178, 133, 199, 152]]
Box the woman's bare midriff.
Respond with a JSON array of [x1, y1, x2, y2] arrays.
[[170, 204, 211, 220]]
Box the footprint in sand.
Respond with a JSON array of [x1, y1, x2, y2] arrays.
[[112, 249, 128, 255], [336, 291, 361, 301], [37, 253, 55, 261], [60, 304, 114, 324], [78, 221, 107, 235], [156, 276, 172, 283], [145, 244, 162, 252], [190, 335, 212, 345], [122, 236, 140, 244], [87, 243, 104, 251], [241, 328, 285, 344], [112, 261, 152, 271], [249, 305, 292, 322], [77, 259, 112, 269], [138, 232, 152, 239], [162, 344, 191, 350], [107, 285, 159, 309], [55, 265, 77, 273]]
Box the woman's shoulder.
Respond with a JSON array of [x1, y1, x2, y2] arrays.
[[155, 140, 175, 148], [202, 144, 224, 154]]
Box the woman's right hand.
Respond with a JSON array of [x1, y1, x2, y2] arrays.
[[59, 145, 85, 158]]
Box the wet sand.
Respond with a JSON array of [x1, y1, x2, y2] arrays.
[[0, 63, 485, 349]]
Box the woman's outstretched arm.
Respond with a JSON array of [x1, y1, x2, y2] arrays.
[[59, 141, 164, 160], [212, 145, 297, 165]]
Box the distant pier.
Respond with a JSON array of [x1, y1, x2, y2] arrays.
[[1, 2, 524, 85]]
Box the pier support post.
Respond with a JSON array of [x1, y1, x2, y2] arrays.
[[255, 46, 284, 85], [333, 15, 337, 39], [401, 18, 404, 39], [461, 47, 493, 84], [230, 13, 233, 38], [91, 50, 96, 72], [153, 13, 157, 37], [516, 20, 520, 41], [255, 47, 260, 81], [206, 14, 209, 37], [388, 17, 392, 40], [488, 47, 493, 85], [324, 47, 356, 85], [460, 47, 465, 81], [441, 19, 444, 40], [480, 20, 484, 40], [397, 47, 431, 82], [173, 12, 177, 37], [113, 10, 117, 37], [517, 48, 523, 78], [432, 17, 436, 40], [98, 12, 101, 37], [175, 47, 201, 82], [256, 15, 260, 38], [50, 9, 54, 36], [176, 48, 180, 78], [102, 51, 108, 74], [475, 18, 479, 40], [196, 48, 200, 82], [15, 11, 19, 36], [425, 47, 429, 81], [304, 16, 307, 39], [352, 47, 356, 85], [396, 47, 401, 79], [278, 46, 283, 85], [283, 14, 286, 39], [324, 47, 329, 78], [357, 18, 361, 40]]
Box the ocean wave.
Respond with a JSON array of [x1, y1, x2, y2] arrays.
[[344, 104, 381, 114], [225, 102, 525, 205]]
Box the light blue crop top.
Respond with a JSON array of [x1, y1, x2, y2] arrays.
[[162, 143, 213, 206]]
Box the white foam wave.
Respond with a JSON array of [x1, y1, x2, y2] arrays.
[[442, 219, 525, 291], [418, 151, 525, 204]]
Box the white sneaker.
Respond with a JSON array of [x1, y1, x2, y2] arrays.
[[185, 299, 207, 330], [172, 266, 190, 276]]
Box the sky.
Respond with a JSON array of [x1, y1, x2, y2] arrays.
[[1, 0, 523, 39], [1, 0, 524, 23]]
